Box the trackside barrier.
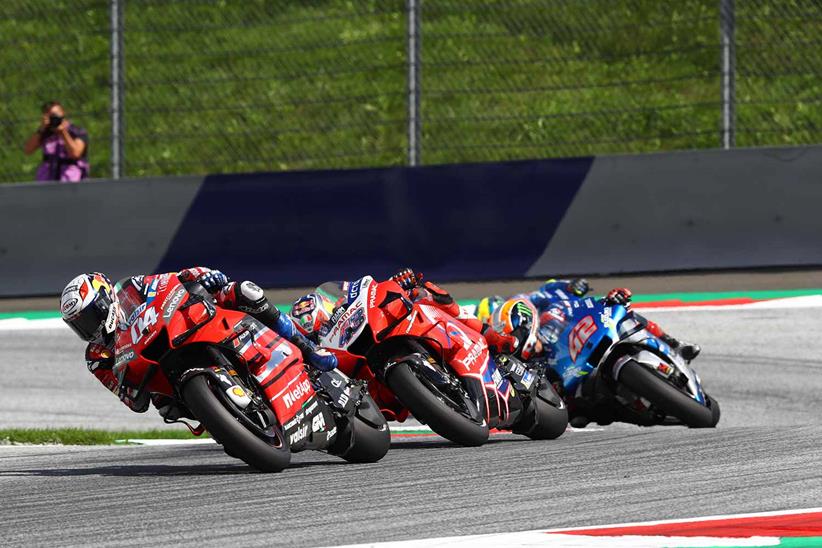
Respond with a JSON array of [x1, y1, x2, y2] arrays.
[[0, 145, 820, 297]]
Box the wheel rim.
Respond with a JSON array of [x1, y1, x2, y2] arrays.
[[412, 369, 483, 425], [205, 376, 285, 449]]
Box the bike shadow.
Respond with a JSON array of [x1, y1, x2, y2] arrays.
[[0, 452, 345, 478], [389, 435, 524, 450]]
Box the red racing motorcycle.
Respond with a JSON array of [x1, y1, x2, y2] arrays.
[[316, 276, 568, 446], [113, 274, 390, 472]]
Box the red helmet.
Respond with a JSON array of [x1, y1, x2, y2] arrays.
[[290, 292, 334, 336]]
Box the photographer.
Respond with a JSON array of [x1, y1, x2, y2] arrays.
[[23, 101, 89, 182]]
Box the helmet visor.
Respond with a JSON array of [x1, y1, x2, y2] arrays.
[[65, 290, 112, 342]]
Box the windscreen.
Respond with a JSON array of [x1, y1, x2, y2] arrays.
[[114, 277, 146, 327]]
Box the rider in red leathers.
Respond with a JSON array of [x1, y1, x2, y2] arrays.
[[290, 268, 519, 356], [60, 268, 337, 421]]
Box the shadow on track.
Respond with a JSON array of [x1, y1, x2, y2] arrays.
[[389, 435, 525, 450], [0, 457, 345, 477]]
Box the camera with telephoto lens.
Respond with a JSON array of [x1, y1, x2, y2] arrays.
[[48, 114, 64, 129]]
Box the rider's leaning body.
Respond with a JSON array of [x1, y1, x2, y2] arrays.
[[60, 268, 338, 419], [478, 278, 700, 361], [290, 269, 519, 355]]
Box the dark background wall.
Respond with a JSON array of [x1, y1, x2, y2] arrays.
[[0, 146, 819, 297]]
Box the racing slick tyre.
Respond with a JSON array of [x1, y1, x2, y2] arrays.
[[182, 374, 291, 472], [706, 394, 721, 427], [617, 360, 716, 428], [332, 393, 391, 463], [386, 361, 489, 447], [338, 416, 391, 464], [520, 396, 568, 440]]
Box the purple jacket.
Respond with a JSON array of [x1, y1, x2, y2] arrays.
[[36, 123, 89, 182]]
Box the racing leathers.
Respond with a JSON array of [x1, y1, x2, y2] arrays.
[[522, 279, 700, 361], [86, 267, 338, 415]]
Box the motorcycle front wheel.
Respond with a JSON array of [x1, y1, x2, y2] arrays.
[[618, 360, 717, 428], [182, 374, 292, 472], [386, 361, 489, 446]]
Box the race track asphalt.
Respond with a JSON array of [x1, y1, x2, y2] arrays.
[[1, 285, 821, 546]]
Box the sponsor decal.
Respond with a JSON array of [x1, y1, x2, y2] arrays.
[[61, 297, 78, 314], [283, 378, 313, 409], [144, 278, 159, 304], [114, 349, 136, 368], [311, 412, 326, 433], [328, 304, 346, 327], [463, 337, 487, 368], [569, 315, 598, 362], [368, 283, 377, 309], [127, 302, 147, 326], [599, 308, 616, 330], [289, 423, 309, 444], [347, 279, 362, 303], [162, 286, 186, 320]]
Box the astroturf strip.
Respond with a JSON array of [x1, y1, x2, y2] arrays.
[[0, 428, 207, 446], [3, 288, 822, 321]]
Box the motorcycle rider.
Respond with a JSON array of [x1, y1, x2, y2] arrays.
[[59, 268, 338, 421], [477, 278, 700, 361], [290, 268, 520, 355]]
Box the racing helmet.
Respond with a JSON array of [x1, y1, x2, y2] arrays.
[[476, 295, 504, 324], [290, 292, 335, 336], [60, 273, 120, 343], [490, 297, 541, 360]]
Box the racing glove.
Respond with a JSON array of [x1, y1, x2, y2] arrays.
[[568, 278, 590, 297], [605, 287, 632, 307], [390, 268, 419, 291], [118, 382, 150, 413], [198, 270, 230, 293], [152, 394, 191, 421], [481, 324, 519, 355]]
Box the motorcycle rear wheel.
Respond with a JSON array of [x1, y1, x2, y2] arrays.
[[182, 374, 291, 472], [618, 360, 716, 428], [386, 361, 489, 446]]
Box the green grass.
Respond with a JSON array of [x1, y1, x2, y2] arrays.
[[0, 428, 207, 445], [1, 0, 820, 182]]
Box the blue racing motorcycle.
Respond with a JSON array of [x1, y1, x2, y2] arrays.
[[538, 298, 720, 428]]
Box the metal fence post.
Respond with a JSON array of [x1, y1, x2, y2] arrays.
[[406, 0, 421, 166], [720, 0, 736, 149], [110, 0, 124, 178]]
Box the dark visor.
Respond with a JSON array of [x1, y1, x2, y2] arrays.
[[65, 290, 112, 341]]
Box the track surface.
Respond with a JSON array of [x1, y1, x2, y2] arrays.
[[2, 291, 822, 546]]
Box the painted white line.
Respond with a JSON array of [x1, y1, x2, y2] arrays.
[[0, 318, 66, 331], [639, 295, 822, 313], [119, 438, 216, 446]]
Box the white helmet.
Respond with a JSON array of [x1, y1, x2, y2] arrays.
[[60, 273, 120, 342]]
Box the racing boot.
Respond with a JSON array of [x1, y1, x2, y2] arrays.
[[660, 333, 701, 361], [642, 317, 701, 361], [223, 281, 338, 371]]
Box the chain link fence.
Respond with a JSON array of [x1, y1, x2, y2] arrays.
[[1, 0, 820, 182]]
